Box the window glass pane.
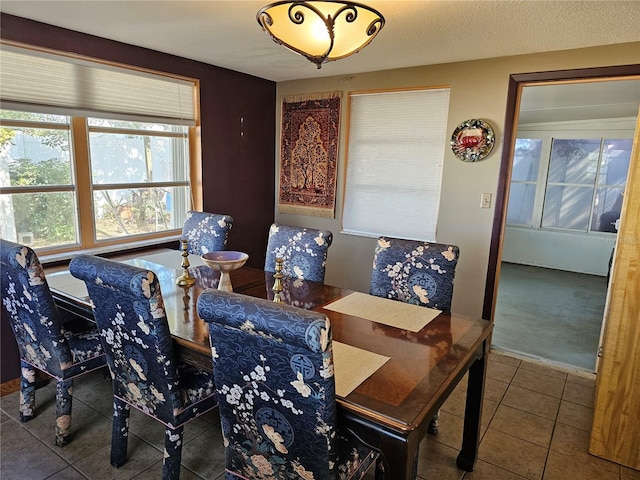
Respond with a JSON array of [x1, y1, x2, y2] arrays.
[[591, 187, 624, 232], [542, 185, 593, 230], [0, 120, 76, 247], [1, 127, 73, 186], [88, 118, 180, 132], [548, 139, 600, 184], [0, 192, 78, 248], [1, 110, 68, 124], [599, 139, 632, 186], [512, 138, 542, 182], [89, 131, 188, 184], [164, 186, 191, 230], [506, 183, 537, 225], [94, 186, 188, 240]]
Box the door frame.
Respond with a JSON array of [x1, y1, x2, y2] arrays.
[[482, 64, 640, 321]]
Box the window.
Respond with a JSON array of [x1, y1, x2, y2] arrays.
[[506, 138, 543, 225], [87, 118, 190, 241], [342, 88, 450, 241], [507, 135, 633, 233], [0, 112, 192, 250], [591, 139, 630, 232], [542, 138, 601, 230], [0, 112, 76, 248], [0, 43, 198, 253]]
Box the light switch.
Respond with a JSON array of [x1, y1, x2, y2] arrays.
[[481, 193, 492, 208]]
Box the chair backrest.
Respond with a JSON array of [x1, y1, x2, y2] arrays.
[[0, 239, 73, 377], [370, 236, 460, 312], [181, 211, 233, 255], [69, 255, 184, 424], [264, 223, 333, 283], [197, 289, 338, 479]]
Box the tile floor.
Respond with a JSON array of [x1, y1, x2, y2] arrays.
[[1, 351, 638, 480]]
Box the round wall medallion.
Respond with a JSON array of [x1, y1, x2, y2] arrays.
[[450, 119, 495, 162]]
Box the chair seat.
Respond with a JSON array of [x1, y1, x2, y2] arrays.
[[61, 323, 105, 379], [173, 363, 217, 426], [114, 361, 217, 429]]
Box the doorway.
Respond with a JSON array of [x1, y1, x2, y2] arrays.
[[483, 67, 640, 372]]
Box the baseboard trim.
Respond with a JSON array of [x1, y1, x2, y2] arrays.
[[490, 345, 597, 376]]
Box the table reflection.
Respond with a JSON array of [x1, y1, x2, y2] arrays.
[[46, 249, 491, 480], [264, 272, 331, 310]]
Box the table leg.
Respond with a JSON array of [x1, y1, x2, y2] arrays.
[[456, 341, 488, 471], [339, 411, 420, 480], [378, 432, 422, 480]]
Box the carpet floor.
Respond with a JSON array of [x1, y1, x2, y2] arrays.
[[491, 262, 608, 371]]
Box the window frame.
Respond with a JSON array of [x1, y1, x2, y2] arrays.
[[1, 112, 200, 256]]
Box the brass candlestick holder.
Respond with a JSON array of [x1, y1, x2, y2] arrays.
[[272, 257, 284, 303], [176, 239, 196, 287]]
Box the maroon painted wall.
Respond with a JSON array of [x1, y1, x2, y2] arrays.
[[1, 13, 276, 384], [0, 13, 276, 268], [1, 305, 20, 384]]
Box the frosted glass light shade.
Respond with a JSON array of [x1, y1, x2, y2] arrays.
[[257, 1, 385, 68]]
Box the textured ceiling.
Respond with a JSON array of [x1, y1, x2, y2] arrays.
[[2, 1, 639, 122], [2, 0, 639, 83]]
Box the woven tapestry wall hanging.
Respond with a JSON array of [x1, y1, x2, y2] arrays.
[[278, 91, 341, 218]]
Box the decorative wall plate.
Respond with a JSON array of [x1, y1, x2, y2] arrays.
[[450, 119, 495, 162]]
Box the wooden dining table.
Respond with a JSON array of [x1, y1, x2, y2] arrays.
[[45, 248, 492, 480]]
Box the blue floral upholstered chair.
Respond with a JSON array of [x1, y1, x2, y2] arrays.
[[0, 239, 106, 447], [369, 236, 460, 434], [197, 289, 386, 480], [69, 255, 218, 480], [181, 211, 233, 255], [264, 223, 333, 283]]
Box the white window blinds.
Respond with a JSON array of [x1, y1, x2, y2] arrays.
[[0, 44, 197, 125], [342, 88, 450, 241]]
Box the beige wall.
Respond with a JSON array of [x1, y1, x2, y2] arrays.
[[275, 42, 640, 318]]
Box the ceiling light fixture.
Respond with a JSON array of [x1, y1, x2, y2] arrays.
[[257, 1, 385, 69]]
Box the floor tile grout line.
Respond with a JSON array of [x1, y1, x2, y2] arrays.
[[538, 371, 568, 480], [3, 413, 76, 480], [3, 354, 602, 480], [2, 400, 219, 480], [45, 463, 90, 480], [488, 360, 556, 480], [2, 397, 178, 479]]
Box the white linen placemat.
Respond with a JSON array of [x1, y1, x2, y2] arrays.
[[325, 292, 441, 332], [333, 341, 389, 397]]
